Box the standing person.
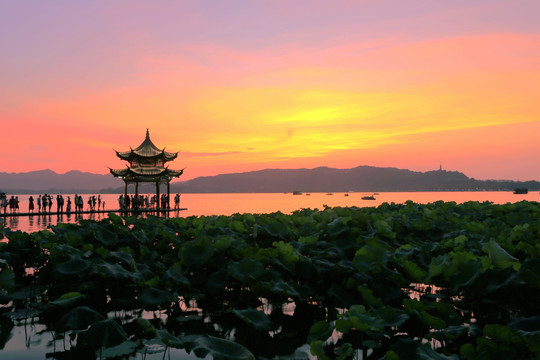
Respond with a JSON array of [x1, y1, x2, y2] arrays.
[[98, 195, 101, 210], [78, 195, 83, 212], [37, 195, 42, 213], [66, 196, 72, 213], [56, 195, 61, 213], [174, 194, 180, 209], [162, 194, 169, 209], [42, 194, 48, 213], [29, 196, 35, 213], [1, 193, 7, 214], [48, 195, 53, 212], [9, 196, 15, 213], [102, 200, 105, 210], [15, 196, 19, 213], [59, 195, 65, 213], [74, 194, 79, 212]]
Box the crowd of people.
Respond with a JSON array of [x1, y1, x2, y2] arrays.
[[1, 192, 181, 214], [0, 193, 106, 214], [1, 193, 19, 214], [117, 193, 181, 211]]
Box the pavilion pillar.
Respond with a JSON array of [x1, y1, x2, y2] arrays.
[[135, 182, 139, 210], [167, 181, 170, 209], [156, 182, 160, 209]]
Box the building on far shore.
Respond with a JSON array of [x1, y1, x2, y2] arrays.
[[109, 129, 183, 208]]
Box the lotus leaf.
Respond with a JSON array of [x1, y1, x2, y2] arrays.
[[164, 267, 191, 287], [179, 236, 214, 267], [232, 308, 274, 331], [486, 239, 521, 271], [108, 251, 136, 268], [94, 262, 139, 280], [228, 258, 265, 283], [183, 335, 256, 360], [336, 305, 386, 333], [373, 219, 396, 239], [205, 268, 227, 294], [107, 212, 124, 226], [138, 287, 174, 308], [54, 306, 105, 332], [92, 225, 120, 246], [156, 329, 184, 348], [272, 241, 299, 270], [50, 291, 86, 307], [0, 267, 14, 293], [78, 319, 128, 349], [55, 258, 91, 276], [459, 343, 476, 360], [256, 221, 290, 241], [519, 258, 540, 287], [307, 321, 333, 343], [0, 316, 14, 350], [258, 280, 300, 298], [309, 340, 330, 360], [401, 260, 428, 282], [417, 344, 459, 359], [482, 324, 522, 344], [97, 340, 138, 359]]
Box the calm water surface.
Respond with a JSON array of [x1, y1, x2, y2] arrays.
[[2, 191, 538, 233]]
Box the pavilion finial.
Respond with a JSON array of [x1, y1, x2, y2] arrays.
[[146, 128, 150, 139]]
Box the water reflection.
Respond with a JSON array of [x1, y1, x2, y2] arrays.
[[2, 295, 321, 359], [8, 215, 19, 230]]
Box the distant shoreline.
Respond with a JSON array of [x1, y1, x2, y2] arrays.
[[1, 189, 538, 196], [2, 166, 540, 194]]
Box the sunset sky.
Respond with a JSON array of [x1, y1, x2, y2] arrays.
[[1, 0, 539, 181]]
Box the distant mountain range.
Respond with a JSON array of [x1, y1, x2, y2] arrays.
[[1, 166, 539, 194], [0, 169, 121, 194], [170, 166, 540, 193]]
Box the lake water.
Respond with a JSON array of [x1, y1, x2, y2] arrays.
[[2, 191, 538, 233]]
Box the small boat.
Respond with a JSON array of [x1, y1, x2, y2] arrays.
[[361, 195, 376, 200], [344, 194, 349, 197], [292, 191, 302, 195], [513, 188, 528, 194], [305, 193, 311, 196], [326, 193, 334, 195]]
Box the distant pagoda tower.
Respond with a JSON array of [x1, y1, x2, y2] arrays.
[[110, 129, 183, 208]]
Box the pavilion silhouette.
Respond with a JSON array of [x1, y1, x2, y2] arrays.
[[109, 129, 183, 208]]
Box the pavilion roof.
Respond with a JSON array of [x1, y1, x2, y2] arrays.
[[109, 166, 184, 181], [116, 129, 178, 161]]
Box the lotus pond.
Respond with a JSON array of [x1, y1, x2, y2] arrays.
[[1, 201, 540, 359]]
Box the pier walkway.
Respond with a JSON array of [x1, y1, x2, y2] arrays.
[[0, 208, 187, 218]]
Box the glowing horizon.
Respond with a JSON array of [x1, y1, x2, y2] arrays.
[[1, 1, 539, 181]]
